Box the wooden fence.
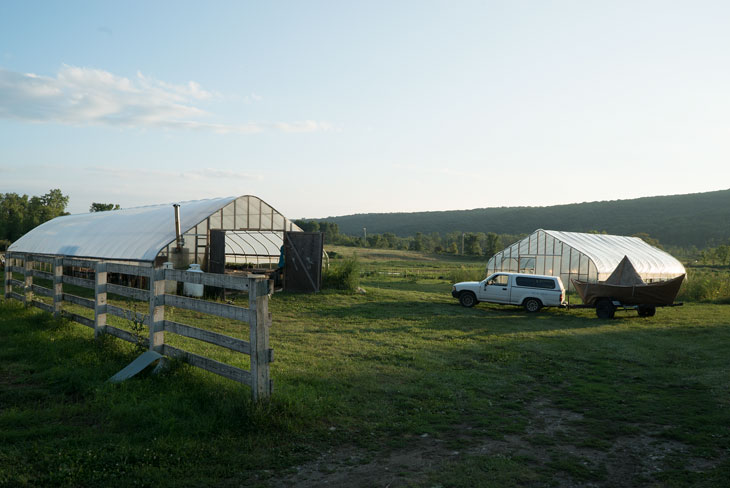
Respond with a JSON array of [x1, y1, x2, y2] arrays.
[[3, 252, 273, 400]]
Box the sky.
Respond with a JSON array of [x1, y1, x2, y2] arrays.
[[1, 0, 729, 219]]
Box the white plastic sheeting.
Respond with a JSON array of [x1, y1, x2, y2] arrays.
[[486, 229, 685, 290], [8, 195, 301, 264], [545, 230, 685, 278]]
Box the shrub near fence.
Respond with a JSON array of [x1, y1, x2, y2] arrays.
[[3, 252, 273, 400]]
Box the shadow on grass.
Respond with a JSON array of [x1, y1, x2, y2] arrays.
[[361, 279, 455, 294], [291, 296, 603, 336]]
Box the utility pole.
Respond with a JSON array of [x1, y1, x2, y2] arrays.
[[461, 232, 465, 255], [363, 227, 367, 240]]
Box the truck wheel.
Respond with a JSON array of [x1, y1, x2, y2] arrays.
[[524, 298, 542, 313], [459, 292, 477, 308], [637, 305, 656, 317], [596, 298, 615, 319]]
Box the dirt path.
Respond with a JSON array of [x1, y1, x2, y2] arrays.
[[267, 398, 721, 487]]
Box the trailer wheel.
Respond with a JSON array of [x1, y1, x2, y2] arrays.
[[524, 298, 542, 313], [459, 291, 477, 308], [596, 298, 615, 319], [637, 305, 656, 317]]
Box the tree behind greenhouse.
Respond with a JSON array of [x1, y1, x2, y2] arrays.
[[0, 189, 70, 243]]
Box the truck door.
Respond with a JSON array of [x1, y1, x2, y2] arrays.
[[481, 274, 511, 303]]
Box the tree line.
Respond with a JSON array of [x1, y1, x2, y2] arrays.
[[698, 245, 730, 266], [296, 218, 730, 264], [0, 189, 69, 250], [295, 219, 524, 258], [312, 188, 730, 249], [0, 189, 120, 251]]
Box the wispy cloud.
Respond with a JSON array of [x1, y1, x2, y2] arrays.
[[0, 65, 331, 133], [84, 165, 263, 181]]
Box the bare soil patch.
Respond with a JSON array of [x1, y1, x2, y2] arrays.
[[268, 398, 722, 487]]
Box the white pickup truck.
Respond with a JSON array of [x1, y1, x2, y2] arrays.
[[452, 272, 566, 312]]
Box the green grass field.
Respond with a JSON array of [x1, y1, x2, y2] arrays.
[[1, 249, 729, 487]]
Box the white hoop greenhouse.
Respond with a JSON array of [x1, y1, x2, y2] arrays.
[[7, 195, 302, 268], [486, 229, 686, 291]]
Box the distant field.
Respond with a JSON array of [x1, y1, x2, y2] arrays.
[[1, 249, 729, 487]]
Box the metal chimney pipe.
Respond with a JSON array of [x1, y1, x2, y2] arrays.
[[173, 204, 184, 249]]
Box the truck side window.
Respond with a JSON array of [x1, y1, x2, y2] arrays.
[[489, 275, 508, 286]]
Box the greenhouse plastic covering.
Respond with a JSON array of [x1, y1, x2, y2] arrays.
[[544, 230, 685, 277], [8, 195, 300, 263]]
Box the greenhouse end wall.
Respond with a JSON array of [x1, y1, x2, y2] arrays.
[[486, 230, 598, 291]]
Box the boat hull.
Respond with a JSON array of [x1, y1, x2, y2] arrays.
[[572, 274, 685, 307]]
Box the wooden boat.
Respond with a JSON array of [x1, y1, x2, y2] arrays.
[[571, 256, 685, 318], [572, 274, 685, 307]]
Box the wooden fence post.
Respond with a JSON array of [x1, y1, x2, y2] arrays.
[[94, 262, 108, 337], [53, 257, 63, 317], [149, 267, 165, 352], [23, 254, 32, 306], [3, 252, 11, 299], [248, 276, 272, 400]]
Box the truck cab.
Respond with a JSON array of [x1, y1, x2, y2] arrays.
[[452, 272, 566, 312]]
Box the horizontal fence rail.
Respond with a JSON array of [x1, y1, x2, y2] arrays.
[[63, 293, 95, 309], [164, 320, 253, 355], [3, 252, 273, 400], [164, 294, 251, 322], [164, 269, 253, 291], [107, 283, 150, 301]]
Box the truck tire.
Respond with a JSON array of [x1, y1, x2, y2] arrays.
[[596, 298, 615, 319], [523, 298, 542, 313], [459, 291, 477, 308], [637, 305, 656, 317]]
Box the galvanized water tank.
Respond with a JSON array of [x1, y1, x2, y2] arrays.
[[183, 263, 204, 297]]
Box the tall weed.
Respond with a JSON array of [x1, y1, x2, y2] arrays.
[[447, 266, 485, 284], [677, 268, 730, 303], [322, 255, 360, 291]]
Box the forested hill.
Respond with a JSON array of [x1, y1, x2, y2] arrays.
[[315, 189, 730, 248]]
